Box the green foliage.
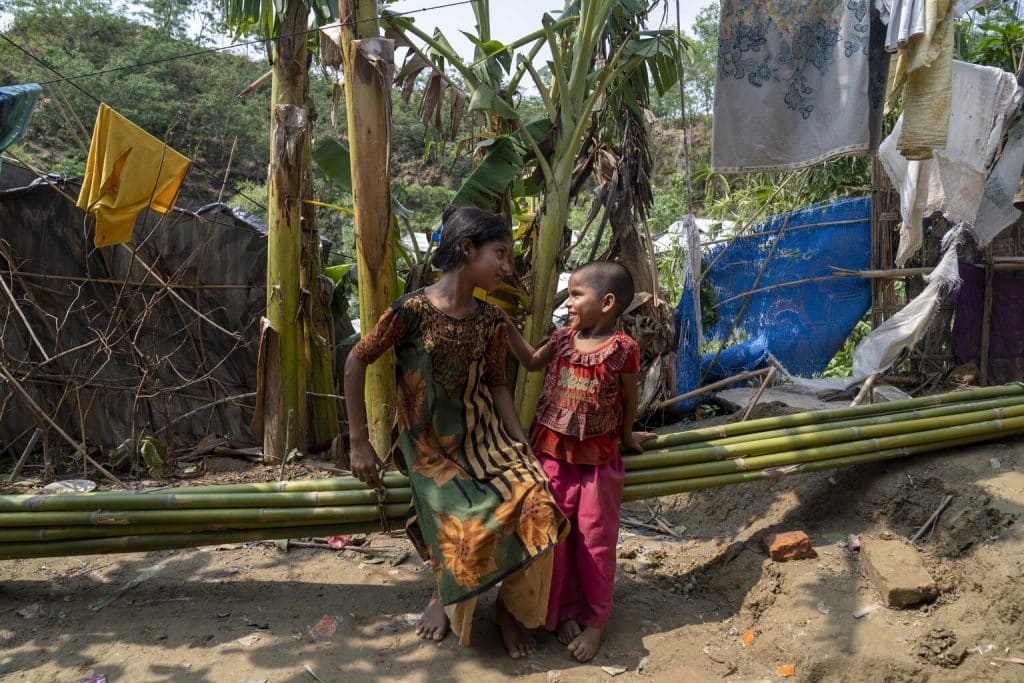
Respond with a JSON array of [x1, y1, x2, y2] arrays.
[[822, 318, 871, 378], [0, 0, 271, 201], [957, 4, 1024, 72]]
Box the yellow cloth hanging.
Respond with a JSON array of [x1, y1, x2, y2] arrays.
[[77, 104, 190, 247], [886, 0, 955, 160]]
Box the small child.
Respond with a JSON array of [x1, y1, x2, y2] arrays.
[[505, 260, 653, 662]]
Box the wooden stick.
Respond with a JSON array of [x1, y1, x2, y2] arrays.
[[0, 362, 126, 488], [850, 374, 878, 407], [741, 365, 777, 421], [911, 494, 953, 543], [217, 135, 239, 204], [831, 267, 933, 278], [152, 392, 257, 436], [119, 245, 240, 340], [7, 428, 41, 483], [0, 271, 51, 361], [0, 270, 257, 289], [237, 69, 273, 98], [656, 367, 771, 411], [980, 264, 994, 386]]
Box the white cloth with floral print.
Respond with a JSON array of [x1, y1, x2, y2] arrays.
[[712, 0, 887, 173]]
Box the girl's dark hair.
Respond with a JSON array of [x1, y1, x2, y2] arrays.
[[430, 205, 513, 271]]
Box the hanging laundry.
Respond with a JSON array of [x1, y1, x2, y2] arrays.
[[711, 2, 888, 173], [879, 61, 1018, 264], [875, 0, 926, 51], [0, 83, 43, 164], [973, 118, 1024, 249], [76, 104, 190, 247]]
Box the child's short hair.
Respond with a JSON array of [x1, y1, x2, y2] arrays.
[[430, 205, 513, 272], [573, 260, 635, 317]]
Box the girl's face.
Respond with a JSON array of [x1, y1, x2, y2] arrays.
[[565, 272, 614, 331], [463, 237, 513, 293]]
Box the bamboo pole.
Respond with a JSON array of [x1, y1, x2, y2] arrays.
[[645, 384, 1024, 449], [3, 421, 1019, 559], [0, 503, 408, 534], [340, 0, 398, 458], [641, 395, 1024, 453], [0, 488, 413, 513], [740, 365, 777, 420], [0, 521, 386, 561], [623, 414, 1024, 484], [656, 368, 772, 411], [620, 427, 1024, 502], [627, 403, 1024, 471]]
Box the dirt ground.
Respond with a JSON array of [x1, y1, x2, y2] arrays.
[[2, 432, 1024, 682]]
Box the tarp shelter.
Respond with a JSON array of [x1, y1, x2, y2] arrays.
[[0, 162, 268, 454]]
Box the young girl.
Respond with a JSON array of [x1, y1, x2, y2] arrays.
[[505, 260, 653, 662], [344, 205, 568, 658]]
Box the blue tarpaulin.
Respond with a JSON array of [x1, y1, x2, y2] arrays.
[[673, 197, 873, 410]]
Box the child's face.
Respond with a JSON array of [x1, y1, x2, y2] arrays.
[[463, 237, 513, 293], [565, 272, 615, 331]]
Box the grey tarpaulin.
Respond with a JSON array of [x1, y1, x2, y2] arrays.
[[0, 162, 270, 454]]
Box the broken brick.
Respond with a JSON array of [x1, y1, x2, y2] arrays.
[[763, 531, 817, 561], [860, 538, 937, 608]]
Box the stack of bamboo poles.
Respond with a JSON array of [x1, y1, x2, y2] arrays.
[[2, 385, 1023, 560]]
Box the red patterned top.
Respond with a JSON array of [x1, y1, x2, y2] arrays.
[[531, 328, 639, 464]]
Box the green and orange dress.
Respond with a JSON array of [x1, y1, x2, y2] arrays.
[[352, 290, 568, 642]]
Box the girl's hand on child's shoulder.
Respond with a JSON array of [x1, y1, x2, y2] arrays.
[[622, 431, 657, 453]]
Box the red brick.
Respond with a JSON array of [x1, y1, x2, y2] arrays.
[[763, 531, 817, 561]]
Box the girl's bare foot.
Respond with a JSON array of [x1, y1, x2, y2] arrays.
[[494, 598, 536, 658], [567, 625, 604, 662], [415, 592, 449, 641], [556, 618, 582, 645]]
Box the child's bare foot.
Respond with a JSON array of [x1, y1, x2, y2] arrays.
[[556, 618, 582, 645], [415, 592, 449, 641], [494, 598, 535, 658], [567, 625, 604, 662]]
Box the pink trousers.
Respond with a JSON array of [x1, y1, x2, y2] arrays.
[[537, 452, 624, 630]]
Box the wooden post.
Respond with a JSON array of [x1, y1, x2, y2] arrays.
[[979, 263, 994, 386], [339, 0, 397, 457], [260, 0, 310, 463]]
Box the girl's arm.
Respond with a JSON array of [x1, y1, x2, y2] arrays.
[[503, 313, 554, 371], [620, 372, 655, 453], [491, 385, 533, 451], [343, 353, 383, 488]]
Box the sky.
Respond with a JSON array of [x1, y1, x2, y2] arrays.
[[387, 0, 705, 64]]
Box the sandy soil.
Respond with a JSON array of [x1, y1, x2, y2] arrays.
[[2, 435, 1023, 682]]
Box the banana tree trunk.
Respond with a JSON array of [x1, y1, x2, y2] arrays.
[[260, 0, 309, 462], [517, 170, 571, 424], [302, 149, 340, 446], [339, 0, 397, 457]]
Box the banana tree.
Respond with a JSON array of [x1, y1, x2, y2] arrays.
[[384, 0, 684, 421], [222, 0, 340, 461]]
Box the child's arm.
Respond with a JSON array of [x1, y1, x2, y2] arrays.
[[492, 385, 533, 453], [620, 372, 655, 453], [502, 312, 554, 371], [343, 353, 383, 488]]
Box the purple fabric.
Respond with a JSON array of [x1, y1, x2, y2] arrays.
[[952, 262, 1024, 383]]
